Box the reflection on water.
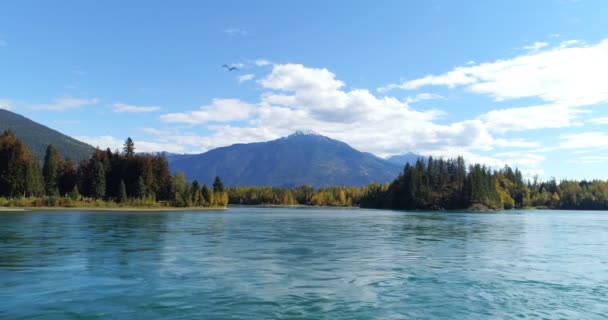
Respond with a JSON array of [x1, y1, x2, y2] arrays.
[[1, 208, 607, 319]]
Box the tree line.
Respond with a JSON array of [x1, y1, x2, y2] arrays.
[[227, 185, 368, 207], [227, 156, 608, 211], [4, 127, 607, 211], [0, 130, 227, 208]]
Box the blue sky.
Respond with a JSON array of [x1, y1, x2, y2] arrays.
[[1, 0, 608, 180]]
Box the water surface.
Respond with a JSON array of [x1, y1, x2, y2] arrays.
[[1, 208, 607, 319]]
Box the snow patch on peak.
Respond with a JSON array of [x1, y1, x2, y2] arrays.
[[289, 130, 322, 137]]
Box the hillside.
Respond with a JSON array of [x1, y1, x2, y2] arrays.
[[168, 131, 403, 187], [386, 152, 423, 167], [0, 109, 95, 162]]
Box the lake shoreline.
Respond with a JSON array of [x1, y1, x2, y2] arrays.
[[0, 206, 227, 212]]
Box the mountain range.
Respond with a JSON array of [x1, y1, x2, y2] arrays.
[[168, 131, 408, 187], [0, 109, 95, 162], [386, 152, 424, 166], [0, 109, 421, 187]]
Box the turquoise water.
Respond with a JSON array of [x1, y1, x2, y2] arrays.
[[1, 208, 607, 319]]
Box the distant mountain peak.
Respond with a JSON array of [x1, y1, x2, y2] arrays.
[[168, 130, 402, 187], [289, 130, 322, 137]]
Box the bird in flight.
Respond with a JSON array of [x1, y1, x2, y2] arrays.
[[222, 64, 238, 71]]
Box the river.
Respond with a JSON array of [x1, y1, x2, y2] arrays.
[[1, 208, 607, 319]]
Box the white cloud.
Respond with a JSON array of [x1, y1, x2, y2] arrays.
[[404, 93, 445, 104], [559, 132, 608, 149], [111, 102, 161, 113], [159, 63, 505, 160], [588, 116, 608, 124], [138, 127, 173, 136], [381, 39, 608, 107], [0, 99, 14, 110], [29, 97, 99, 111], [478, 104, 586, 133], [558, 39, 584, 48], [224, 28, 247, 37], [160, 98, 257, 124], [147, 62, 559, 173], [260, 63, 345, 92], [75, 135, 186, 154], [494, 138, 541, 148], [255, 59, 271, 66], [238, 74, 255, 83], [569, 156, 608, 165], [522, 41, 549, 52], [76, 135, 123, 151]]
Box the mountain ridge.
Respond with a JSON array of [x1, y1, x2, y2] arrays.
[[168, 131, 406, 187], [0, 109, 95, 162], [0, 110, 423, 187]]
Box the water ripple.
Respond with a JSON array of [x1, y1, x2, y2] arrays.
[[0, 208, 607, 319]]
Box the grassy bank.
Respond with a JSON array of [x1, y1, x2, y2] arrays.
[[0, 197, 226, 211]]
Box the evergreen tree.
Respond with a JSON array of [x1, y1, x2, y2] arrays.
[[118, 180, 127, 203], [191, 180, 202, 206], [213, 176, 224, 193], [69, 185, 80, 200], [135, 176, 146, 199], [152, 155, 172, 201], [42, 144, 61, 196], [123, 137, 135, 157], [201, 184, 210, 206], [58, 160, 78, 196], [0, 130, 43, 197], [92, 161, 106, 199]]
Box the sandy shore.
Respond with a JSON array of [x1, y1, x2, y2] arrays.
[[0, 207, 29, 212]]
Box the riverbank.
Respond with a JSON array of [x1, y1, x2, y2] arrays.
[[0, 206, 227, 212]]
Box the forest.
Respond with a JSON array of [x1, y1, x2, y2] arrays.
[[2, 128, 608, 211], [228, 157, 608, 211], [0, 130, 228, 208]]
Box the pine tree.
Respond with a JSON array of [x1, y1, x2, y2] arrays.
[[42, 144, 61, 196], [118, 180, 127, 203], [92, 161, 106, 199], [123, 137, 135, 157], [135, 176, 146, 199], [69, 185, 80, 200], [0, 130, 44, 197], [191, 180, 201, 206], [58, 160, 77, 196], [201, 184, 210, 206], [213, 176, 224, 193]]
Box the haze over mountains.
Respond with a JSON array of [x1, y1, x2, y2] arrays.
[[0, 110, 421, 187]]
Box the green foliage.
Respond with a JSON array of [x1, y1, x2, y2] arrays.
[[171, 171, 190, 207], [69, 185, 80, 200], [42, 144, 61, 196], [213, 176, 224, 193], [123, 137, 135, 157], [0, 130, 44, 197], [118, 180, 127, 203], [227, 185, 368, 207], [0, 134, 226, 208], [92, 161, 106, 199], [135, 176, 146, 199]]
